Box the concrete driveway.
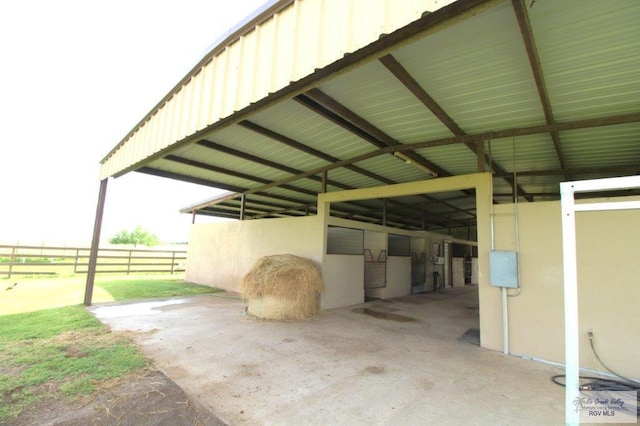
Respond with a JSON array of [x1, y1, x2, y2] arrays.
[[90, 287, 565, 425]]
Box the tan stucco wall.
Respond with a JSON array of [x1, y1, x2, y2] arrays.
[[383, 257, 412, 298], [493, 199, 639, 377], [452, 258, 465, 287], [186, 215, 323, 292], [321, 254, 365, 309]]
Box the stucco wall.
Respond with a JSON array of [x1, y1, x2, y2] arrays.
[[382, 257, 412, 299], [452, 258, 465, 287], [321, 255, 364, 309], [493, 199, 639, 377], [186, 215, 323, 292]]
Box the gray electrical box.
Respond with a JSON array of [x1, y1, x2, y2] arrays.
[[490, 250, 519, 288]]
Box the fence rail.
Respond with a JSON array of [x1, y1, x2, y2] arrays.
[[0, 244, 187, 279]]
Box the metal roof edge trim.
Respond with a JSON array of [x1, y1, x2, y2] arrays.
[[180, 191, 241, 213], [105, 0, 504, 179], [100, 0, 293, 165]]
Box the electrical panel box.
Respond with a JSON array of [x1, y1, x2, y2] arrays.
[[490, 250, 519, 288], [432, 256, 445, 265]]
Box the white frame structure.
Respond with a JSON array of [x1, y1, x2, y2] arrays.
[[560, 175, 640, 425]]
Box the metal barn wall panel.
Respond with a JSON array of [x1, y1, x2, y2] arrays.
[[529, 0, 640, 122], [100, 0, 447, 179]]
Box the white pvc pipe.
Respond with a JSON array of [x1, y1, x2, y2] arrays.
[[502, 287, 509, 354]]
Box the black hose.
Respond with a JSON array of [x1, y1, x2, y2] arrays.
[[551, 374, 640, 416], [550, 330, 640, 416], [589, 331, 640, 385], [551, 375, 640, 392]]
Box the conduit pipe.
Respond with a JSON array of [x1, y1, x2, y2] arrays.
[[488, 139, 509, 355]]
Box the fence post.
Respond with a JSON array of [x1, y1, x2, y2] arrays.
[[8, 246, 16, 280], [170, 251, 176, 274], [126, 250, 132, 275], [73, 248, 80, 274]]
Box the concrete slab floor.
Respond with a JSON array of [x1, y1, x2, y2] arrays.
[[90, 287, 566, 425]]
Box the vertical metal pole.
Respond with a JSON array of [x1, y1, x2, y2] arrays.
[[382, 199, 388, 226], [240, 194, 246, 220], [560, 182, 579, 426], [84, 178, 108, 306], [322, 170, 328, 194], [502, 287, 509, 354], [191, 210, 196, 224], [477, 140, 485, 172]]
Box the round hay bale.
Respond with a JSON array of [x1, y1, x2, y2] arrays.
[[239, 254, 323, 320]]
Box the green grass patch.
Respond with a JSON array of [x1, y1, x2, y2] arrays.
[[0, 305, 102, 341], [97, 278, 219, 301], [0, 276, 220, 315], [0, 305, 148, 422], [0, 277, 222, 421]]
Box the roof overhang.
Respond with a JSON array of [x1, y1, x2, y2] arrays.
[[100, 0, 640, 232]]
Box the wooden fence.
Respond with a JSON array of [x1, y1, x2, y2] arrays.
[[0, 244, 187, 279]]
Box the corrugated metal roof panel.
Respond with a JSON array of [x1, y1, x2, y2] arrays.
[[260, 186, 316, 203], [209, 125, 331, 173], [246, 193, 301, 208], [170, 144, 296, 183], [248, 99, 376, 160], [325, 167, 385, 189], [355, 155, 436, 183], [561, 123, 640, 168], [146, 158, 260, 190], [530, 0, 640, 122], [317, 61, 453, 143], [414, 144, 478, 176], [487, 134, 561, 172], [391, 2, 546, 134]]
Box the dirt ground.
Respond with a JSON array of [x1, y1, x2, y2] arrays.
[[7, 368, 224, 426]]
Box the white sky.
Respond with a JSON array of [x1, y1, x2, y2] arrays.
[[0, 0, 268, 244]]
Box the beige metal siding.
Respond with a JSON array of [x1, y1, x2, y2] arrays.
[[100, 0, 450, 179]]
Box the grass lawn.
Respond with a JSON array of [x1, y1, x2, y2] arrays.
[[0, 305, 148, 421], [0, 274, 218, 315], [0, 276, 220, 423]]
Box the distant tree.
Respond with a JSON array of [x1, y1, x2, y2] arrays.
[[109, 226, 160, 247]]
